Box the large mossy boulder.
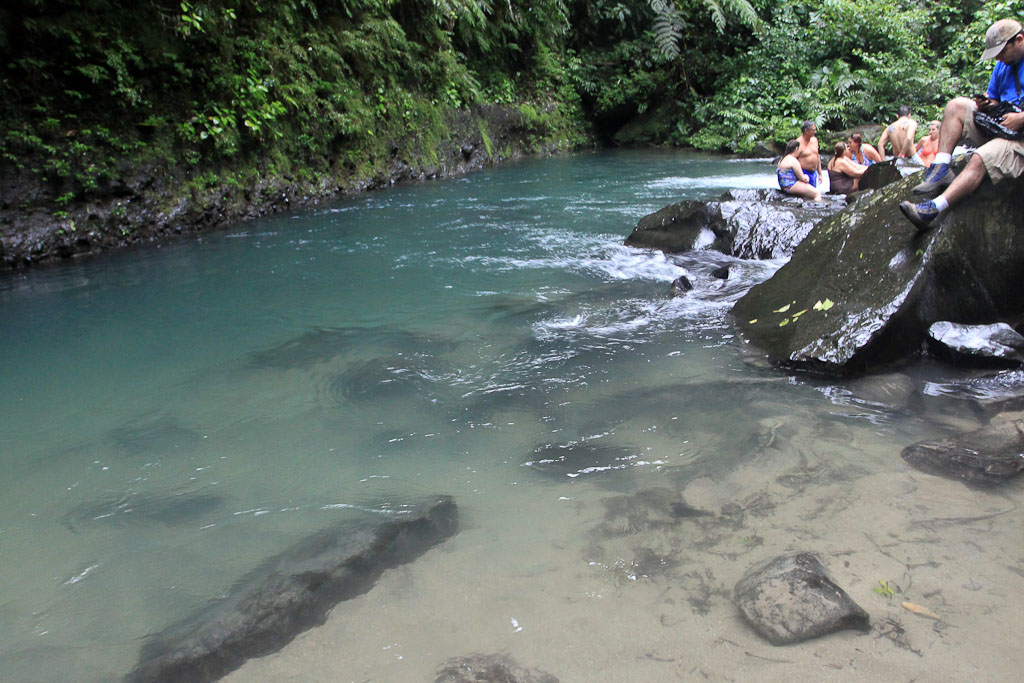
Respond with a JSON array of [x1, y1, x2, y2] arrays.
[[624, 189, 846, 259], [730, 170, 1024, 375]]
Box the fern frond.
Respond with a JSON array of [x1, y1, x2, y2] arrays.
[[649, 0, 684, 60], [706, 0, 726, 33], [721, 0, 759, 29]]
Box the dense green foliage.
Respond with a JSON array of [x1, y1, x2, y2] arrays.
[[2, 0, 1023, 207], [0, 0, 585, 203]]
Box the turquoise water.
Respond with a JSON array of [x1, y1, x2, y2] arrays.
[[2, 150, 1021, 682]]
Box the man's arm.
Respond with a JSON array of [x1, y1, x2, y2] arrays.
[[904, 121, 918, 155]]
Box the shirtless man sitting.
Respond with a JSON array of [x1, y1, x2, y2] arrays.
[[878, 106, 924, 164], [796, 120, 822, 188]]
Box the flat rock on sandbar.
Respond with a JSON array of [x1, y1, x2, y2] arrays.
[[731, 166, 1024, 375], [125, 496, 459, 683], [733, 552, 869, 645], [902, 419, 1024, 487]]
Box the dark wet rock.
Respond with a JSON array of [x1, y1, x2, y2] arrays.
[[671, 275, 693, 294], [748, 141, 781, 158], [901, 420, 1024, 487], [625, 189, 845, 260], [597, 487, 710, 537], [125, 496, 458, 683], [857, 159, 902, 192], [710, 265, 730, 279], [524, 441, 639, 480], [435, 653, 558, 683], [63, 490, 224, 532], [928, 321, 1024, 366], [733, 552, 870, 645], [731, 168, 1024, 375]]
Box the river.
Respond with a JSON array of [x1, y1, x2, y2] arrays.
[[1, 150, 1022, 681]]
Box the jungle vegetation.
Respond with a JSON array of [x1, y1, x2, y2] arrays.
[[1, 0, 1021, 207]]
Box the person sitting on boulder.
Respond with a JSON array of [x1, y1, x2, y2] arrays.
[[915, 120, 941, 166], [878, 105, 924, 164], [900, 19, 1024, 231], [796, 121, 822, 187], [848, 134, 882, 166], [826, 142, 868, 194], [777, 139, 822, 201]]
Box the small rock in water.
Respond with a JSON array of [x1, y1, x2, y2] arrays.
[[846, 372, 918, 410], [671, 275, 693, 295], [435, 653, 558, 683], [733, 552, 870, 645], [710, 265, 730, 280], [928, 321, 1024, 365], [901, 419, 1024, 487]]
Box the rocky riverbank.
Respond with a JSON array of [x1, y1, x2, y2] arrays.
[[0, 105, 582, 272]]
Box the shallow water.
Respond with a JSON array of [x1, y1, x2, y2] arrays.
[[2, 149, 1023, 682]]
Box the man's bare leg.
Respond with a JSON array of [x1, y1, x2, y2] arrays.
[[901, 154, 988, 230]]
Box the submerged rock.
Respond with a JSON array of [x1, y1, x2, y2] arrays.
[[435, 653, 559, 683], [624, 189, 845, 259], [597, 487, 711, 537], [901, 420, 1024, 487], [63, 490, 224, 532], [125, 496, 459, 683], [928, 321, 1024, 365], [731, 170, 1024, 375], [734, 552, 869, 645]]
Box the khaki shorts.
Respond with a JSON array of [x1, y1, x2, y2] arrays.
[[961, 112, 1024, 182]]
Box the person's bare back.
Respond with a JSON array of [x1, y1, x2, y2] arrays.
[[879, 106, 919, 158]]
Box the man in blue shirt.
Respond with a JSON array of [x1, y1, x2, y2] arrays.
[[900, 19, 1024, 230]]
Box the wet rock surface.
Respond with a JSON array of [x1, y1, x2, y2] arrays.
[[625, 189, 846, 260], [435, 653, 559, 683], [731, 168, 1024, 375], [125, 496, 458, 683], [857, 159, 903, 191], [901, 419, 1024, 487], [928, 321, 1024, 365], [733, 552, 870, 645]]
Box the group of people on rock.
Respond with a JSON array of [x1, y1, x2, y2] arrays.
[[775, 112, 940, 201], [775, 18, 1024, 233]]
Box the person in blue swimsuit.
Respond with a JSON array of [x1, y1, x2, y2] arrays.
[[848, 134, 881, 166], [777, 139, 822, 200]]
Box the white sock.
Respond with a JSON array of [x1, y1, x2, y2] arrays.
[[934, 153, 952, 166], [933, 196, 949, 211]]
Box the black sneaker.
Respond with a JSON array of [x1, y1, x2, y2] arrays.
[[899, 200, 941, 231], [911, 164, 954, 195]]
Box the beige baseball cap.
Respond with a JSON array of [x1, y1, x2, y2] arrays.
[[981, 19, 1023, 60]]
